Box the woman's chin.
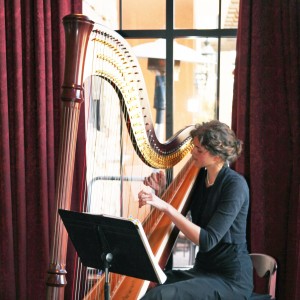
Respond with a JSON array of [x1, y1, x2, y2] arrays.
[[192, 160, 201, 168]]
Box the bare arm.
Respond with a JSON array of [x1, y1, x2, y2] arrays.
[[138, 189, 201, 245]]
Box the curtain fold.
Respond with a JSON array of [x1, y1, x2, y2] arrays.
[[232, 0, 300, 299], [0, 1, 82, 299]]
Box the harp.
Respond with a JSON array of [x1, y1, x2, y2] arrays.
[[46, 14, 199, 299]]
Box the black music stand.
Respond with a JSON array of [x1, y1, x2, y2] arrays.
[[58, 209, 166, 300]]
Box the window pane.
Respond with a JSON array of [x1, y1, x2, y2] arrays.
[[221, 0, 239, 29], [174, 38, 218, 133], [122, 0, 166, 29], [83, 0, 119, 29], [175, 0, 219, 29], [219, 37, 237, 126]]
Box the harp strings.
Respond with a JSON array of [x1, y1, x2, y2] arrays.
[[70, 20, 194, 299], [74, 25, 156, 299]]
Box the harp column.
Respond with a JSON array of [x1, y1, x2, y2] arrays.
[[46, 14, 94, 300]]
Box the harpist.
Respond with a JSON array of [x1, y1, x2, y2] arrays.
[[138, 120, 253, 300]]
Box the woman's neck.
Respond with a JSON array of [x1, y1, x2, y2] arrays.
[[206, 162, 224, 186]]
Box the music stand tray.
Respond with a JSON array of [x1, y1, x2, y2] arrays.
[[58, 209, 167, 284]]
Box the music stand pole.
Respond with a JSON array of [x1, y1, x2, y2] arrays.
[[103, 253, 113, 300]]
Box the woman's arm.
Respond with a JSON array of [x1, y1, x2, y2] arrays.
[[198, 177, 248, 251], [138, 189, 201, 245]]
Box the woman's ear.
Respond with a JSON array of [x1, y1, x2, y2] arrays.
[[213, 155, 223, 164]]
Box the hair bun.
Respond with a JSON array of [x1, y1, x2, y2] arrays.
[[235, 139, 243, 156]]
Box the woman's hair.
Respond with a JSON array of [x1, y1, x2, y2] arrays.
[[190, 120, 243, 163]]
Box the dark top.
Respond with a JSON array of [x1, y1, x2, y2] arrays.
[[191, 166, 249, 249], [141, 165, 253, 299], [191, 165, 251, 279]]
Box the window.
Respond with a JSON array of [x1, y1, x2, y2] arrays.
[[82, 0, 239, 266], [83, 0, 238, 134]]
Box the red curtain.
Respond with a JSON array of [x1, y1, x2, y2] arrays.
[[0, 1, 82, 299], [232, 0, 300, 299]]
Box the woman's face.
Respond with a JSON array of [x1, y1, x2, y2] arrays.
[[191, 137, 218, 168]]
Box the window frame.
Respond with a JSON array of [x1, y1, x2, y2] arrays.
[[116, 0, 237, 139]]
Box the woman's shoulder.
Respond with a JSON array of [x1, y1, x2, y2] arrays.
[[221, 166, 248, 188], [219, 167, 249, 204]]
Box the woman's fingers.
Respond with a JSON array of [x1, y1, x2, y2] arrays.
[[138, 190, 152, 208], [138, 190, 167, 212], [144, 174, 156, 185], [143, 172, 165, 192]]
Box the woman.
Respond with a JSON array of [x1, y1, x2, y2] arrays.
[[138, 120, 253, 300]]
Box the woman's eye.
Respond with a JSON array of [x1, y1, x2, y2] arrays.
[[197, 149, 207, 154]]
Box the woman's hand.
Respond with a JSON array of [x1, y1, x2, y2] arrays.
[[143, 170, 166, 194], [138, 189, 168, 212], [138, 188, 200, 245]]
